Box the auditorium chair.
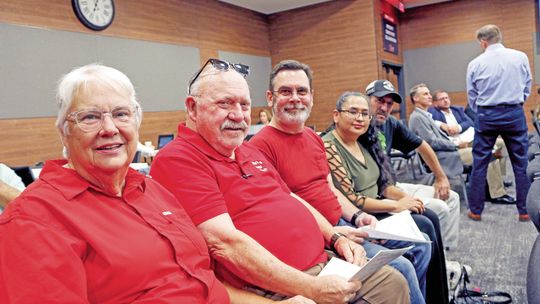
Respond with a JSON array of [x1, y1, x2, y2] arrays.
[[10, 166, 35, 187], [527, 179, 540, 303], [389, 149, 420, 180], [528, 142, 540, 161], [527, 157, 540, 182]]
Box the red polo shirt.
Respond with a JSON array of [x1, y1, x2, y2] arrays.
[[250, 126, 342, 225], [0, 160, 228, 304], [150, 124, 327, 288]]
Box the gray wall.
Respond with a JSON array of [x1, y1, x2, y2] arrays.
[[0, 23, 272, 119], [0, 23, 201, 118], [219, 51, 272, 107], [403, 41, 481, 94]]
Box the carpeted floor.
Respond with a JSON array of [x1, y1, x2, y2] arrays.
[[393, 156, 537, 303]]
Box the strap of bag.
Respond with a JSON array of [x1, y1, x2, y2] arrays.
[[457, 288, 512, 304], [452, 265, 512, 304]]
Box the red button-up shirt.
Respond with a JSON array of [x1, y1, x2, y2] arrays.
[[151, 125, 327, 288], [0, 160, 229, 303]]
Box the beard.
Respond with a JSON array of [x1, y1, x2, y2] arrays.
[[273, 101, 311, 125], [373, 110, 388, 126]]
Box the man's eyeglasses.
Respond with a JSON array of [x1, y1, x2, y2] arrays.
[[272, 86, 311, 98], [188, 58, 250, 95], [66, 106, 138, 132], [338, 109, 373, 120]]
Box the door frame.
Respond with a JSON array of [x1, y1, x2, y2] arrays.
[[381, 60, 406, 120]]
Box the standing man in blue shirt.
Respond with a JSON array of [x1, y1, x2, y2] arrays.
[[466, 24, 532, 222]]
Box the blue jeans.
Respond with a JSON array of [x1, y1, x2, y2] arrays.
[[337, 218, 430, 304]]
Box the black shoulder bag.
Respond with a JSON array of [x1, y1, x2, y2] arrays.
[[450, 265, 512, 304]]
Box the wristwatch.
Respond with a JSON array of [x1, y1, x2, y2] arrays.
[[329, 232, 346, 249], [351, 210, 363, 226]]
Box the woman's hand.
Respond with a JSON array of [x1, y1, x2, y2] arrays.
[[395, 197, 425, 213]]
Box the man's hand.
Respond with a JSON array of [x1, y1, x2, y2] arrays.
[[333, 236, 368, 266], [447, 125, 460, 135], [277, 296, 316, 304], [433, 175, 450, 201], [333, 226, 368, 243], [441, 123, 459, 135], [310, 275, 362, 304]]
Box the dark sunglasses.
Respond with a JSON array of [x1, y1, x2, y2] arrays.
[[188, 58, 250, 95]]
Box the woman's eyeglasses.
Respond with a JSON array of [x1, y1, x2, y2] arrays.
[[188, 58, 250, 95], [66, 106, 137, 132], [338, 109, 373, 120]]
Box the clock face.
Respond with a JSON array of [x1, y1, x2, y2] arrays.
[[72, 0, 115, 31]]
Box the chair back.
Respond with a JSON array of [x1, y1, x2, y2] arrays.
[[527, 179, 540, 232], [527, 235, 540, 303], [10, 166, 35, 187], [132, 151, 141, 163], [157, 134, 174, 149]]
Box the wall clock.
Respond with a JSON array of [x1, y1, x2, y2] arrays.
[[72, 0, 115, 31]]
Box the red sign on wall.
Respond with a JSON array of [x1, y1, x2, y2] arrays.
[[384, 0, 405, 12]]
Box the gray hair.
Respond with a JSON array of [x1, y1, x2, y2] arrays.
[[409, 83, 428, 104], [269, 60, 313, 91], [335, 91, 370, 111], [476, 24, 502, 44], [55, 63, 142, 137]]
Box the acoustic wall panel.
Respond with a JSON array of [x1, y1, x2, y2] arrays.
[[0, 23, 200, 119], [218, 51, 272, 107], [403, 41, 481, 94]]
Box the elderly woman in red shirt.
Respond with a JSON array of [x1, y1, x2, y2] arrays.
[[0, 64, 311, 304]]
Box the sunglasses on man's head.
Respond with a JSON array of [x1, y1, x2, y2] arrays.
[[188, 58, 250, 95]]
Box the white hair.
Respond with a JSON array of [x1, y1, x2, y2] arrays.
[[55, 63, 142, 137]]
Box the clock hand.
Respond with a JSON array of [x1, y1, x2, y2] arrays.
[[93, 0, 99, 12]]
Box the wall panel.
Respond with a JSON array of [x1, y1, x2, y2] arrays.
[[401, 0, 537, 127], [268, 0, 379, 129], [0, 0, 270, 166]]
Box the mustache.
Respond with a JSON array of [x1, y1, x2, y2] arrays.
[[220, 120, 248, 130], [284, 103, 307, 110]]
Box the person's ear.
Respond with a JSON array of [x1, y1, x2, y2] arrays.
[[332, 109, 339, 124], [266, 90, 274, 107], [185, 96, 197, 122]]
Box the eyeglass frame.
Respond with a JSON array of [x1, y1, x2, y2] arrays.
[[271, 86, 312, 98], [188, 58, 250, 95], [337, 109, 373, 120], [65, 105, 139, 132]]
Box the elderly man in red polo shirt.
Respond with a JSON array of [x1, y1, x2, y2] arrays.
[[150, 58, 409, 304]]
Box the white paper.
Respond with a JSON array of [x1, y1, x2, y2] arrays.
[[450, 126, 474, 144], [359, 211, 430, 243], [318, 246, 413, 282]]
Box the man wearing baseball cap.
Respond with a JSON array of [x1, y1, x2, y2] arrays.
[[366, 79, 461, 303]]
